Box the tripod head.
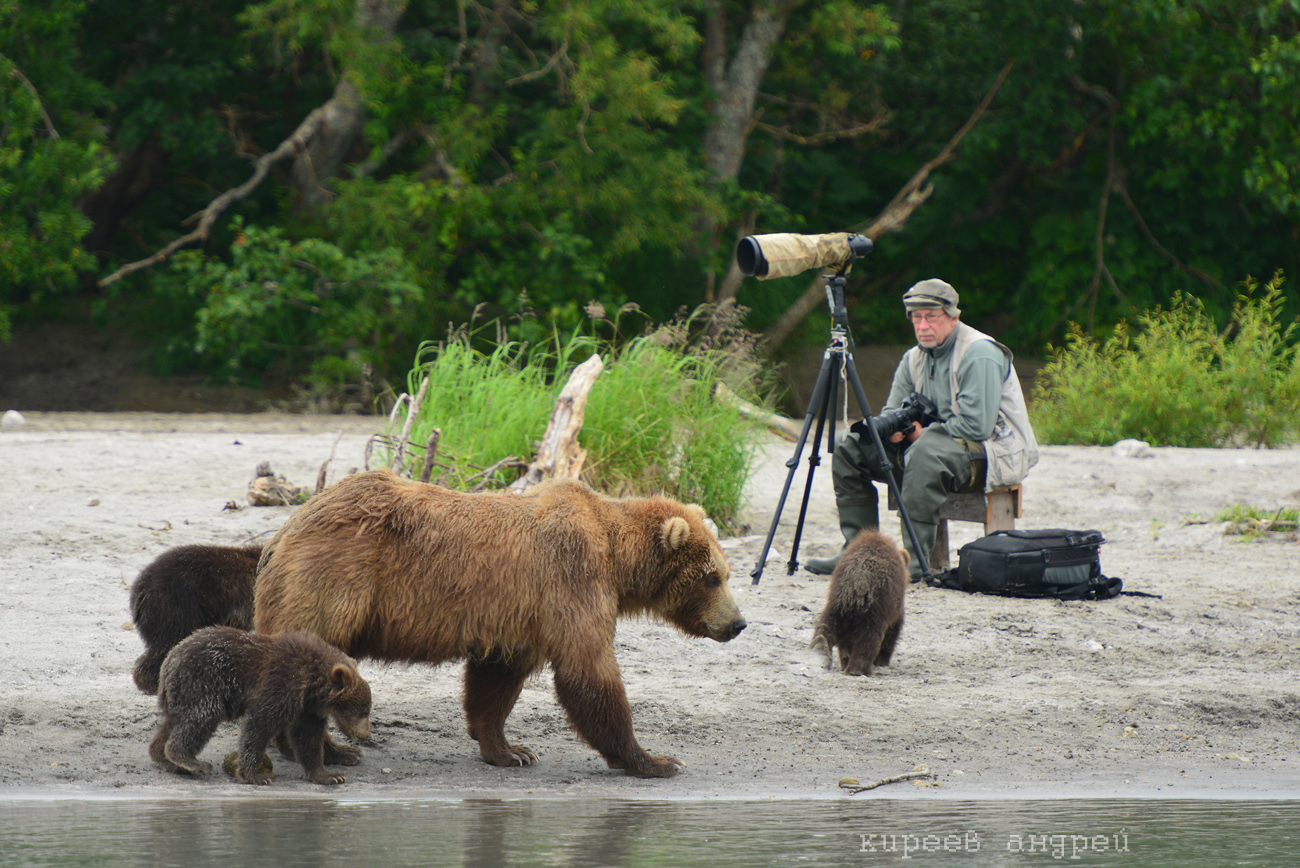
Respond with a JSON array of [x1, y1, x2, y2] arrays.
[[823, 269, 852, 339]]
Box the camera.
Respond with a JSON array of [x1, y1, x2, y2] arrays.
[[736, 232, 874, 280], [852, 392, 938, 441]]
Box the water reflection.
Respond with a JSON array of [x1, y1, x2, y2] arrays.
[[1, 797, 1297, 867]]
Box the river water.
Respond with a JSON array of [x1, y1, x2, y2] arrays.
[[1, 796, 1296, 867]]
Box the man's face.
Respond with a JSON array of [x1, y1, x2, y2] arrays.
[[910, 309, 958, 348]]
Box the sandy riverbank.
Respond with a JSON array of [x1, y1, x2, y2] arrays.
[[1, 412, 1297, 800]]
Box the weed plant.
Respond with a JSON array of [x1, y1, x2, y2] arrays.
[[388, 304, 774, 528], [1033, 273, 1300, 447]]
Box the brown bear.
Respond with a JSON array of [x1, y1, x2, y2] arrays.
[[254, 469, 746, 779], [809, 531, 908, 676], [149, 626, 372, 785], [129, 543, 261, 694]]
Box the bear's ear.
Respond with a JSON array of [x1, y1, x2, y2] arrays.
[[331, 663, 355, 688], [686, 503, 706, 520], [660, 515, 692, 550], [899, 548, 910, 568]]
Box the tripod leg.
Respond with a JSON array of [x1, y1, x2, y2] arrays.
[[841, 360, 935, 581], [750, 351, 838, 585], [784, 356, 837, 575]]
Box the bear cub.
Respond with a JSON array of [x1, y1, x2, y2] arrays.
[[149, 626, 372, 785], [129, 544, 261, 694], [809, 531, 909, 676]]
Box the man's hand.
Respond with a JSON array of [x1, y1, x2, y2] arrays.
[[889, 421, 923, 445]]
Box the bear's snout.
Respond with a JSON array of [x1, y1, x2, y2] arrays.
[[724, 617, 747, 641]]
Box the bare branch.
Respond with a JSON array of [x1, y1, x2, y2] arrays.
[[751, 111, 892, 147], [763, 61, 1014, 351], [506, 37, 569, 86], [97, 102, 335, 288], [2, 53, 59, 140], [1113, 181, 1222, 291]]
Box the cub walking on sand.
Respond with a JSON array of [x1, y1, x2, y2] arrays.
[[810, 531, 909, 676], [148, 626, 372, 785]]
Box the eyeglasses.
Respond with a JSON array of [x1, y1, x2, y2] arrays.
[[909, 311, 948, 324]]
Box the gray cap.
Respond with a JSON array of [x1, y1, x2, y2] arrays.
[[902, 279, 960, 317]]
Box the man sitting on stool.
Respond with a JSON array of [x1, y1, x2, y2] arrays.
[[805, 279, 1039, 580]]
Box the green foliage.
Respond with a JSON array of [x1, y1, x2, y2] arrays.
[[389, 306, 773, 528], [1214, 503, 1300, 539], [151, 220, 423, 385], [1033, 274, 1300, 447], [0, 0, 111, 307]]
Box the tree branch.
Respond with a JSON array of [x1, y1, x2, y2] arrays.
[[762, 60, 1014, 351], [751, 111, 892, 147], [97, 102, 334, 288], [2, 53, 59, 140]]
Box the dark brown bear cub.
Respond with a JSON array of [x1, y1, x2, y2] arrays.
[[149, 626, 372, 785], [809, 531, 909, 676], [129, 544, 261, 694]]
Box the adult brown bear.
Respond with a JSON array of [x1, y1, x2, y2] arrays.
[[254, 469, 746, 778]]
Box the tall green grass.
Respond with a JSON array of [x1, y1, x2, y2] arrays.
[[385, 306, 773, 528], [1033, 273, 1300, 447]]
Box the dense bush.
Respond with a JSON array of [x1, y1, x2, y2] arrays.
[[378, 305, 776, 529], [1032, 274, 1300, 447]]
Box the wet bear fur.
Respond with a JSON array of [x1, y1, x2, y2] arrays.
[[129, 544, 261, 694], [148, 626, 372, 785], [809, 531, 908, 676], [254, 469, 747, 779]]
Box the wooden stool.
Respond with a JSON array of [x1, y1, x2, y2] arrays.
[[887, 484, 1022, 570]]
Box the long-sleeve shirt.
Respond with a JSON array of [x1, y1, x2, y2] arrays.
[[883, 329, 1010, 442]]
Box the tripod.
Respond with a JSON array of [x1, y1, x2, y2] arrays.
[[750, 268, 932, 585]]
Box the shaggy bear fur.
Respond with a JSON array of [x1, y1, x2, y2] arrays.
[[129, 544, 261, 694], [809, 531, 909, 676], [254, 469, 746, 779], [149, 626, 372, 785]]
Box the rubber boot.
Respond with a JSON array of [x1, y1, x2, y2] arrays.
[[804, 503, 879, 575]]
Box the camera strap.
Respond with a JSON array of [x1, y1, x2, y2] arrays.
[[839, 353, 850, 427]]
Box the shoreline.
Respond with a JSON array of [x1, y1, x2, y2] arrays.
[[2, 413, 1298, 802]]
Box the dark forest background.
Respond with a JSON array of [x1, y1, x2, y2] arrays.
[[3, 0, 1297, 401]]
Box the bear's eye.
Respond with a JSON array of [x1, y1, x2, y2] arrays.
[[705, 573, 721, 589]]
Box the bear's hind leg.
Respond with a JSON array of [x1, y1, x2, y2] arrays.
[[148, 717, 181, 773], [552, 652, 683, 778], [874, 616, 903, 667], [464, 651, 542, 767], [133, 648, 167, 695], [841, 622, 886, 676], [161, 715, 219, 775]]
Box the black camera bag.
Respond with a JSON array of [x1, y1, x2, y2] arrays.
[[928, 529, 1122, 600]]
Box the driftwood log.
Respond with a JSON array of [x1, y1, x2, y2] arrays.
[[509, 353, 604, 493]]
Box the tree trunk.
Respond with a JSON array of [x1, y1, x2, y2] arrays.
[[699, 0, 800, 300], [288, 0, 407, 213]]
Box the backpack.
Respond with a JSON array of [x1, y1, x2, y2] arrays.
[[927, 528, 1123, 600]]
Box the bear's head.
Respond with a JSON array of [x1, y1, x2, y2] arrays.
[[327, 660, 373, 743], [637, 501, 746, 643]]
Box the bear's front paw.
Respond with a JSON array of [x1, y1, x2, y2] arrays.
[[482, 744, 540, 767], [224, 751, 274, 780], [174, 759, 213, 776], [308, 770, 348, 785], [626, 753, 684, 778], [324, 741, 364, 766], [238, 769, 274, 786]]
